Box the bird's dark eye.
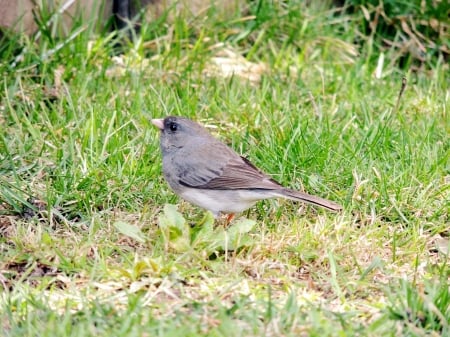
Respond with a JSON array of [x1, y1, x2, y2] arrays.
[[169, 122, 178, 132]]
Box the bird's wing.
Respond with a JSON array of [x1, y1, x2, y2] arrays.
[[196, 156, 282, 190], [177, 140, 282, 190]]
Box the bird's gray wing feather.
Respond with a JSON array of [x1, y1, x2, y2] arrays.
[[176, 141, 281, 190]]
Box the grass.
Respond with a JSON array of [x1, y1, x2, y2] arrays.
[[0, 1, 449, 336]]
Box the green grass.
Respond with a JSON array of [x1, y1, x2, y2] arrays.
[[0, 1, 449, 336]]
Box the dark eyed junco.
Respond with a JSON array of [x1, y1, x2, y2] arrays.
[[152, 116, 342, 218]]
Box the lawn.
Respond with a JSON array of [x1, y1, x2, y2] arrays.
[[0, 1, 448, 336]]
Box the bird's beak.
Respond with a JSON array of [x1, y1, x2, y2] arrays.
[[151, 118, 164, 130]]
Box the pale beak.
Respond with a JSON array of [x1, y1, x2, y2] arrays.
[[151, 118, 164, 130]]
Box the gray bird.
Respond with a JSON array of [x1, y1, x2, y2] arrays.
[[152, 116, 342, 219]]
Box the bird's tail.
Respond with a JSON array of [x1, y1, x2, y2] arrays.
[[279, 189, 342, 212]]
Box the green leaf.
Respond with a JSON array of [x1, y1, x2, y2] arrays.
[[157, 204, 191, 252], [220, 218, 257, 251], [191, 211, 215, 244], [114, 221, 146, 243], [227, 218, 256, 237], [164, 204, 186, 228], [158, 204, 186, 232], [170, 236, 191, 253]]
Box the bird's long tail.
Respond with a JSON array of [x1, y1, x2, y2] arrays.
[[280, 189, 343, 212]]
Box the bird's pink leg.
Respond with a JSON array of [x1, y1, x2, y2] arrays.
[[225, 213, 235, 226]]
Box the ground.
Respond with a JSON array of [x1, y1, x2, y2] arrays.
[[0, 1, 448, 336]]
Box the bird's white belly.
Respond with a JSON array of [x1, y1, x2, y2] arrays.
[[180, 188, 270, 216]]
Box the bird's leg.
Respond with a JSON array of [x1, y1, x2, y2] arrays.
[[225, 213, 235, 226]]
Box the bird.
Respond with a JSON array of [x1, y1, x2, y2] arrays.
[[152, 116, 342, 220]]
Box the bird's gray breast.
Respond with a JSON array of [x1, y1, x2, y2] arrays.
[[166, 139, 231, 188]]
